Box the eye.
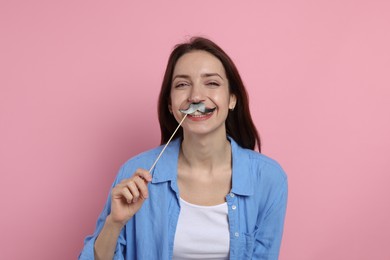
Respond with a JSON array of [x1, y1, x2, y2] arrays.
[[206, 81, 220, 87], [175, 82, 190, 88]]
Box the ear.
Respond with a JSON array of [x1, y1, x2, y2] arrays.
[[229, 94, 237, 110], [168, 104, 173, 114]]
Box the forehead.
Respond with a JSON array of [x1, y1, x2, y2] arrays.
[[173, 50, 226, 77]]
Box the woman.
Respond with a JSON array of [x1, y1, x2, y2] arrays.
[[79, 37, 288, 260]]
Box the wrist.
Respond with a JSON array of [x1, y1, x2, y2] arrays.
[[105, 215, 125, 231]]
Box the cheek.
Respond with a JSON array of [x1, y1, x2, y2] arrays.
[[170, 91, 188, 107], [211, 92, 231, 108], [169, 91, 178, 107], [169, 96, 180, 110]]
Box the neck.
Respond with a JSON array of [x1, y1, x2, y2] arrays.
[[180, 132, 231, 172]]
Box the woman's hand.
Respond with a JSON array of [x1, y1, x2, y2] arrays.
[[93, 169, 152, 259], [109, 168, 152, 227]]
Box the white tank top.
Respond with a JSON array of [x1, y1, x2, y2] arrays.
[[172, 198, 230, 260]]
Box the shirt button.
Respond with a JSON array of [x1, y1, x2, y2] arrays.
[[230, 193, 235, 198], [235, 232, 239, 237], [232, 205, 237, 210]]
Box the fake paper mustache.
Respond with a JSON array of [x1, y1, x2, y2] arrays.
[[179, 103, 216, 114]]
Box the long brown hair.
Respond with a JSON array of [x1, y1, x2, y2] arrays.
[[157, 37, 261, 152]]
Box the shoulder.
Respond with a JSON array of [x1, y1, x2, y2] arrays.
[[237, 145, 287, 187], [249, 149, 286, 180]]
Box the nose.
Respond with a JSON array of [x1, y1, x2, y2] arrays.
[[187, 84, 205, 103]]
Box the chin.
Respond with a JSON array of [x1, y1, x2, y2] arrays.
[[183, 124, 227, 138]]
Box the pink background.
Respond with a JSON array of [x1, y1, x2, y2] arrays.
[[1, 1, 389, 259]]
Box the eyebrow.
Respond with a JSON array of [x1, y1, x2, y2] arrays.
[[202, 73, 223, 80], [172, 73, 224, 81], [172, 74, 191, 81]]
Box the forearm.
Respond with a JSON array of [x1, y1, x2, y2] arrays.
[[94, 215, 124, 260]]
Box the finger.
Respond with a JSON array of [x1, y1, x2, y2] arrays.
[[112, 185, 133, 203], [118, 178, 133, 185], [126, 181, 140, 203], [135, 168, 152, 182], [133, 175, 149, 199], [121, 186, 134, 204]]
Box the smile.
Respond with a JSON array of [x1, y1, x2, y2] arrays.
[[188, 110, 214, 117], [187, 111, 214, 121]]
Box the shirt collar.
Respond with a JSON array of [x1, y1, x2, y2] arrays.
[[151, 136, 254, 196], [151, 137, 181, 184]]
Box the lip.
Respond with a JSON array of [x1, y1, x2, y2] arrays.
[[187, 112, 214, 121]]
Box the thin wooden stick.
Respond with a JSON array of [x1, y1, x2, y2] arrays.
[[149, 114, 188, 172]]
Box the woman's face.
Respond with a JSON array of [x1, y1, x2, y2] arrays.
[[169, 50, 236, 136]]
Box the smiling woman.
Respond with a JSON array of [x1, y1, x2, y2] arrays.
[[169, 50, 236, 137], [79, 37, 288, 260], [159, 38, 261, 152]]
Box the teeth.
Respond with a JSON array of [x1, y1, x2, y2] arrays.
[[189, 111, 213, 116]]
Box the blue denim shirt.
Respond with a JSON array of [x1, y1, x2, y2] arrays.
[[79, 137, 287, 260]]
